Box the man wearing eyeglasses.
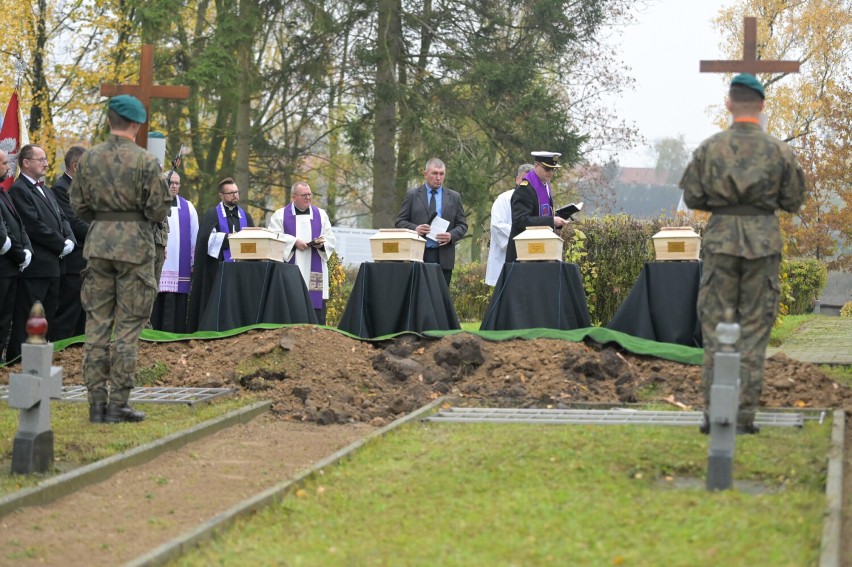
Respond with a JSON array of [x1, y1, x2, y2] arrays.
[[187, 177, 255, 332], [268, 181, 337, 324], [7, 144, 76, 362]]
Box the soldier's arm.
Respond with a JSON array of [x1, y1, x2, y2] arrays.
[[70, 171, 95, 222], [679, 148, 710, 211], [143, 161, 171, 224], [778, 156, 807, 214]]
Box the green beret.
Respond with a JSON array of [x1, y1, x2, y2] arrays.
[[109, 95, 147, 123], [730, 73, 765, 99]]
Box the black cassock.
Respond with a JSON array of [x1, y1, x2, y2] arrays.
[[185, 204, 254, 332]]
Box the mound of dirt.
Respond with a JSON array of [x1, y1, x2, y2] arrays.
[[5, 327, 850, 425]]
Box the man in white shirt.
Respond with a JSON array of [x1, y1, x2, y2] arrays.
[[486, 164, 533, 286], [268, 182, 336, 324]]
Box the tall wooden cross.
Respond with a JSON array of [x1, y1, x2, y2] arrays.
[[700, 17, 800, 76], [100, 44, 190, 149]]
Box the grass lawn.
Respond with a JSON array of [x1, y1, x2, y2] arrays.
[[0, 395, 260, 496], [175, 419, 830, 566]]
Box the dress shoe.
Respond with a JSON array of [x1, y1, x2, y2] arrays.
[[105, 403, 146, 423], [89, 402, 107, 423]]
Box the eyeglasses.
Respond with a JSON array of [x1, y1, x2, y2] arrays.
[[293, 193, 312, 198], [27, 157, 49, 163], [221, 191, 239, 196]]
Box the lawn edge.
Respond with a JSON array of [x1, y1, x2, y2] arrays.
[[126, 397, 448, 567], [820, 409, 844, 567], [0, 400, 271, 518]]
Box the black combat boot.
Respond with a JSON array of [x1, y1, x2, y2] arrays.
[[736, 423, 760, 435], [105, 403, 146, 423], [89, 402, 107, 423]]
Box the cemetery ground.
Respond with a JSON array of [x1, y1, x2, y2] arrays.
[[0, 318, 850, 564]]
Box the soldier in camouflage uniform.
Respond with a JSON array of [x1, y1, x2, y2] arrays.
[[679, 74, 806, 434], [71, 95, 171, 424], [153, 215, 169, 284]]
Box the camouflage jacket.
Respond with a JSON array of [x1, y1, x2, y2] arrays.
[[679, 122, 806, 259], [154, 215, 169, 247], [70, 135, 171, 264]]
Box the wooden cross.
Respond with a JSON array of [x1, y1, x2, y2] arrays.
[[100, 44, 190, 149], [700, 17, 800, 76]]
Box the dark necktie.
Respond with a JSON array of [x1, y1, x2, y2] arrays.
[[429, 189, 437, 216], [35, 182, 47, 200]]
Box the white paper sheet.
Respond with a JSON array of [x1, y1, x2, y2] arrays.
[[208, 231, 226, 258], [426, 216, 450, 241]]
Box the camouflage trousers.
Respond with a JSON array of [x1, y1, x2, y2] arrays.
[[697, 252, 781, 425], [80, 256, 158, 405]]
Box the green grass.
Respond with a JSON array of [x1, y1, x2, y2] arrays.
[[821, 364, 852, 388], [175, 420, 830, 566], [459, 321, 481, 332], [770, 314, 819, 346], [0, 395, 259, 496]]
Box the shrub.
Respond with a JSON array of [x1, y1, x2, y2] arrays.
[[326, 252, 355, 326], [840, 301, 852, 318], [450, 261, 492, 321], [781, 258, 828, 315]]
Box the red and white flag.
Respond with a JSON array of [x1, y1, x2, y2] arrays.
[[0, 90, 30, 191]]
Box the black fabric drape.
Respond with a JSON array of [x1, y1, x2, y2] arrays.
[[337, 262, 460, 338], [198, 261, 317, 332], [480, 262, 591, 331], [606, 261, 703, 347]]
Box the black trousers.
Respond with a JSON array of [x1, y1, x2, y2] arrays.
[[7, 276, 60, 362], [423, 247, 453, 288], [0, 276, 18, 361], [54, 272, 86, 340]]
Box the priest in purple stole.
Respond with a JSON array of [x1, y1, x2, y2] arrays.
[[186, 177, 254, 332], [268, 182, 336, 324], [505, 151, 569, 263], [151, 172, 198, 333]]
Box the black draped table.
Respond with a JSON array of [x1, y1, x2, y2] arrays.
[[480, 262, 591, 331], [337, 262, 460, 338], [198, 261, 318, 332], [606, 261, 702, 347]]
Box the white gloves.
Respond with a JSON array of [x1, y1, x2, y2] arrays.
[[60, 239, 75, 258], [0, 236, 10, 255], [19, 249, 31, 271]]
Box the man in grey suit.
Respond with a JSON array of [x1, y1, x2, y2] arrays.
[[395, 158, 468, 287]]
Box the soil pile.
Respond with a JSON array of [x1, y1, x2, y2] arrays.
[[12, 326, 848, 425]]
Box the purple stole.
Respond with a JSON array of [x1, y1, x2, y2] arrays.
[[217, 203, 248, 262], [282, 204, 323, 310], [523, 170, 553, 217], [176, 196, 192, 293]]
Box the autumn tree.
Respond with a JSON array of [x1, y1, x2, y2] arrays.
[[714, 1, 852, 267], [652, 135, 691, 185]]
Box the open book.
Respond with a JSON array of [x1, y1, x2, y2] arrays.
[[555, 201, 584, 220]]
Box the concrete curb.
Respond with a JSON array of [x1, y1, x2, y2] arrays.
[[819, 409, 844, 567], [0, 400, 271, 518], [126, 397, 448, 567]]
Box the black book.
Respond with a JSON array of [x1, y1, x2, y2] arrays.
[[555, 201, 584, 220]]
